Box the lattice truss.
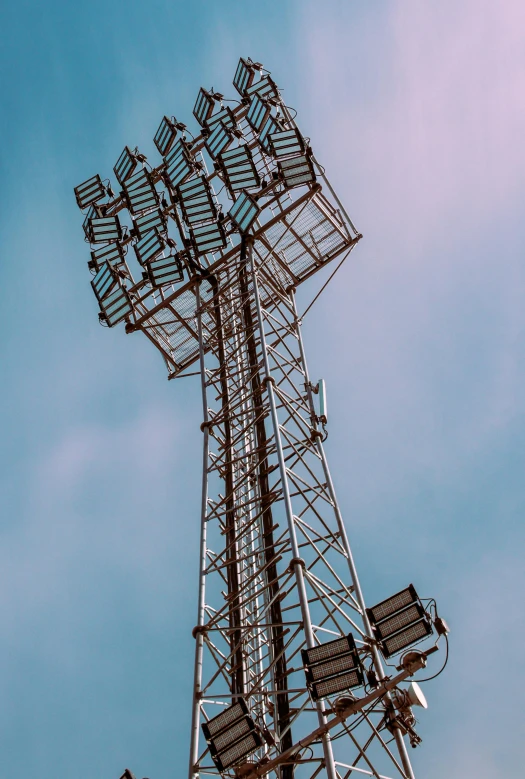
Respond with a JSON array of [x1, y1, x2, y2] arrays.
[[75, 57, 447, 779]]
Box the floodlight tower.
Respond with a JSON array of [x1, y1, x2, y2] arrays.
[[75, 58, 449, 779]]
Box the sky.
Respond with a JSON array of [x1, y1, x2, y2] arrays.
[[0, 1, 524, 778]]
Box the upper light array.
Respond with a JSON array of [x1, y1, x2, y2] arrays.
[[73, 57, 318, 328]]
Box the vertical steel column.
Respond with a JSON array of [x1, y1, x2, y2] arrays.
[[292, 293, 415, 779], [248, 239, 338, 779], [188, 280, 210, 779]]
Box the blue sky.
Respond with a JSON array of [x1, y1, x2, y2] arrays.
[[0, 1, 524, 777]]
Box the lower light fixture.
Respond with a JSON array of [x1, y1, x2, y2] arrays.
[[278, 154, 316, 188], [302, 633, 364, 702], [91, 262, 132, 327], [74, 174, 106, 210], [366, 585, 433, 659], [191, 221, 226, 255], [89, 242, 125, 273], [134, 228, 165, 266], [88, 214, 122, 244], [202, 700, 263, 772], [146, 252, 184, 287], [228, 190, 260, 234]]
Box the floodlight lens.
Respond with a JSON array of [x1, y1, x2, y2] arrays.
[[245, 75, 278, 102], [246, 94, 270, 132], [134, 209, 166, 238], [303, 635, 354, 666], [211, 718, 252, 752], [191, 222, 226, 255], [233, 57, 255, 95], [114, 146, 137, 185], [135, 230, 164, 265], [217, 732, 261, 770], [90, 243, 124, 272], [164, 140, 194, 189], [228, 191, 260, 233], [368, 586, 417, 624], [206, 106, 235, 131], [382, 620, 432, 657], [177, 176, 217, 225], [205, 122, 232, 159], [307, 653, 360, 682], [279, 155, 315, 188], [311, 670, 363, 700], [89, 215, 122, 243], [123, 168, 159, 214], [193, 88, 214, 126], [92, 262, 116, 302], [375, 604, 424, 640], [154, 116, 177, 156], [204, 701, 247, 738], [219, 146, 260, 192], [148, 254, 184, 287], [268, 128, 305, 159]]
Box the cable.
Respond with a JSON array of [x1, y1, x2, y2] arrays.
[[412, 635, 449, 683]]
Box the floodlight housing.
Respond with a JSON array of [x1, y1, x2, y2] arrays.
[[74, 174, 106, 210], [206, 106, 235, 132], [204, 122, 233, 159], [218, 146, 260, 193], [191, 221, 226, 255], [146, 253, 183, 287], [134, 209, 166, 238], [366, 585, 433, 659], [164, 139, 194, 189], [114, 146, 138, 185], [245, 75, 278, 102], [202, 699, 262, 772], [246, 94, 270, 132], [134, 228, 165, 266], [177, 176, 217, 226], [89, 242, 125, 272], [278, 154, 316, 188], [228, 191, 260, 234], [301, 633, 363, 702], [154, 115, 177, 156], [258, 115, 284, 154], [193, 88, 215, 126], [268, 128, 305, 159], [233, 57, 256, 95], [91, 262, 132, 327], [123, 168, 159, 214], [87, 215, 122, 244]]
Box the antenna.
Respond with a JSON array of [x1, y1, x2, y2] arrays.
[[73, 56, 449, 779]]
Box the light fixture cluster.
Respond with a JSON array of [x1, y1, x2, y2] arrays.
[[201, 700, 263, 772], [302, 634, 364, 702], [366, 585, 433, 658]]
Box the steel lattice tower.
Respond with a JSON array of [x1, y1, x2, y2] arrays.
[[75, 58, 448, 779]]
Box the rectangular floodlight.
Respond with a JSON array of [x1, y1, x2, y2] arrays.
[[245, 75, 278, 102], [92, 261, 117, 303], [134, 229, 165, 266], [214, 731, 262, 772], [204, 122, 232, 159], [74, 174, 106, 210], [366, 585, 418, 625], [92, 263, 131, 327], [233, 57, 256, 95], [228, 191, 260, 233], [164, 139, 194, 189], [278, 155, 315, 188], [123, 168, 159, 214], [374, 603, 426, 641], [306, 652, 362, 684], [134, 209, 166, 238], [147, 253, 183, 287], [154, 115, 177, 156], [268, 128, 305, 159], [191, 222, 226, 255], [382, 619, 433, 658], [218, 146, 260, 193], [246, 94, 270, 132], [89, 242, 125, 272], [177, 176, 217, 225], [114, 146, 137, 185], [258, 115, 284, 154], [311, 669, 364, 701], [302, 634, 356, 667], [202, 700, 248, 739], [193, 87, 215, 126], [202, 700, 262, 773], [206, 106, 235, 132], [88, 215, 122, 244]]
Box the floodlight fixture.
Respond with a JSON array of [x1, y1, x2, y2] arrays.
[[123, 168, 159, 214], [206, 106, 236, 132], [268, 128, 305, 159], [258, 115, 284, 154], [177, 176, 217, 226], [146, 252, 184, 287], [302, 633, 363, 702], [87, 214, 122, 244], [193, 88, 215, 126], [114, 146, 138, 185], [201, 699, 263, 772], [74, 174, 106, 210], [89, 242, 125, 273], [204, 122, 233, 159], [245, 75, 278, 102], [218, 146, 260, 193], [278, 154, 316, 188], [134, 228, 165, 266], [228, 191, 260, 234], [367, 585, 433, 658], [246, 94, 270, 132], [233, 57, 256, 95], [134, 209, 166, 239], [164, 139, 195, 189], [91, 262, 132, 327], [154, 115, 178, 156], [191, 221, 226, 255]]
